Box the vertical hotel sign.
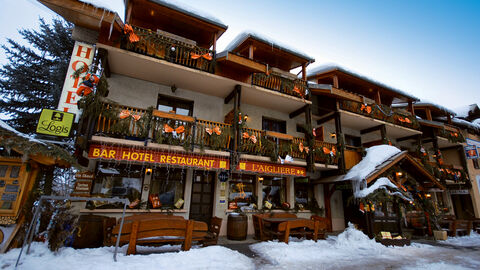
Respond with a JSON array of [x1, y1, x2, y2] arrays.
[[57, 41, 94, 122]]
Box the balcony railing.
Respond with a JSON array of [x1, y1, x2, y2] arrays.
[[121, 25, 215, 73], [339, 100, 420, 130], [240, 128, 338, 165], [437, 125, 466, 143], [94, 103, 231, 151], [252, 72, 308, 100]]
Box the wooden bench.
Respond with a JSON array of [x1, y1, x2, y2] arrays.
[[310, 215, 331, 239], [252, 213, 297, 241], [112, 218, 208, 255], [276, 219, 320, 244]]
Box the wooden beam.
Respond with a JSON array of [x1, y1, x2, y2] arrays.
[[426, 108, 433, 121], [126, 0, 133, 23], [265, 131, 294, 141], [360, 124, 385, 135], [289, 105, 308, 119], [375, 90, 381, 105], [212, 32, 217, 53], [332, 75, 339, 88], [217, 52, 266, 73], [152, 110, 195, 122], [302, 63, 307, 81], [224, 87, 237, 104], [408, 100, 415, 115], [397, 134, 421, 142], [248, 44, 254, 59], [316, 111, 336, 125]]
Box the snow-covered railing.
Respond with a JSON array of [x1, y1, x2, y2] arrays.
[[251, 72, 308, 100], [121, 25, 216, 73], [339, 100, 420, 130]]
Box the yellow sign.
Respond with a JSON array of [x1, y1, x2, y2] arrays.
[[36, 109, 75, 137]]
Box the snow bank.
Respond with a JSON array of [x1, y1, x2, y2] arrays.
[[251, 224, 480, 270], [441, 231, 480, 247], [0, 242, 254, 270], [344, 145, 401, 182]]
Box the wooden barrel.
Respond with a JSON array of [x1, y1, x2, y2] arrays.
[[227, 213, 247, 240]]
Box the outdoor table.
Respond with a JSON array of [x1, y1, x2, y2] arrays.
[[262, 217, 309, 236]]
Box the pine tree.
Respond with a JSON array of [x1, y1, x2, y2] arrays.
[[0, 18, 74, 134]]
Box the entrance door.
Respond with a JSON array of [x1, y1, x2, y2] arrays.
[[189, 171, 215, 224]]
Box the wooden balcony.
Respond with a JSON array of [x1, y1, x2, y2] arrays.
[[339, 100, 420, 130], [121, 25, 215, 73], [251, 72, 308, 100], [94, 103, 231, 151], [240, 128, 338, 165], [437, 124, 466, 144]]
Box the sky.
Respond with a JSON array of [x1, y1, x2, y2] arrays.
[[1, 0, 479, 111]]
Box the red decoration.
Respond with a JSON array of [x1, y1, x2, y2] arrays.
[[124, 24, 139, 43], [76, 73, 99, 97]]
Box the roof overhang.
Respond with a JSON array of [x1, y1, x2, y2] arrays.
[[98, 44, 310, 114], [39, 0, 124, 31], [216, 52, 267, 73]]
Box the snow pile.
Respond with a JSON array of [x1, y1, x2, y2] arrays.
[[0, 242, 254, 270], [355, 177, 398, 197], [251, 224, 480, 270], [344, 145, 401, 182], [441, 231, 480, 247]]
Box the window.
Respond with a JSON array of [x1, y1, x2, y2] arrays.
[[91, 164, 144, 207], [262, 176, 287, 209], [149, 168, 186, 209], [262, 117, 286, 133], [228, 174, 256, 210], [294, 178, 312, 207], [157, 94, 193, 116], [473, 159, 479, 170], [345, 134, 361, 147]]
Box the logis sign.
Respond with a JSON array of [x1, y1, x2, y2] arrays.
[[36, 109, 74, 137], [57, 41, 94, 122]]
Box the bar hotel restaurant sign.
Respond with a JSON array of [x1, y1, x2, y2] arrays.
[[88, 145, 306, 176]]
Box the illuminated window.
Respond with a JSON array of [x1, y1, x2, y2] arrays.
[[262, 177, 287, 209], [228, 174, 256, 210]]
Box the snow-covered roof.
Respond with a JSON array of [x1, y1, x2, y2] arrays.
[[414, 100, 457, 116], [355, 177, 412, 202], [79, 0, 125, 19], [453, 104, 480, 119], [436, 116, 480, 132], [147, 0, 227, 29], [0, 120, 44, 144], [307, 64, 419, 101], [223, 31, 315, 63], [344, 145, 402, 182]]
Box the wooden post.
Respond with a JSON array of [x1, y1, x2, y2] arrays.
[[426, 108, 433, 121], [305, 105, 315, 172], [127, 221, 139, 255], [324, 184, 336, 232], [248, 45, 254, 59], [213, 32, 217, 53], [375, 90, 381, 105], [334, 111, 345, 173], [233, 85, 241, 152], [302, 63, 307, 81], [184, 220, 194, 251], [408, 100, 415, 116], [332, 75, 339, 88], [126, 0, 133, 24], [380, 124, 387, 143]]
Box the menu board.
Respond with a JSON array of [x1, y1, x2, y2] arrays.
[[0, 164, 23, 211]]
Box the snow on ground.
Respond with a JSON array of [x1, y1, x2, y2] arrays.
[[441, 231, 480, 247], [0, 243, 254, 270], [250, 224, 480, 270], [2, 225, 480, 270]]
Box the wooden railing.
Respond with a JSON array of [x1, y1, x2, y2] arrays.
[[251, 72, 308, 99], [240, 128, 338, 165], [95, 103, 231, 151], [437, 124, 465, 143], [339, 100, 420, 130], [121, 25, 215, 73]]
